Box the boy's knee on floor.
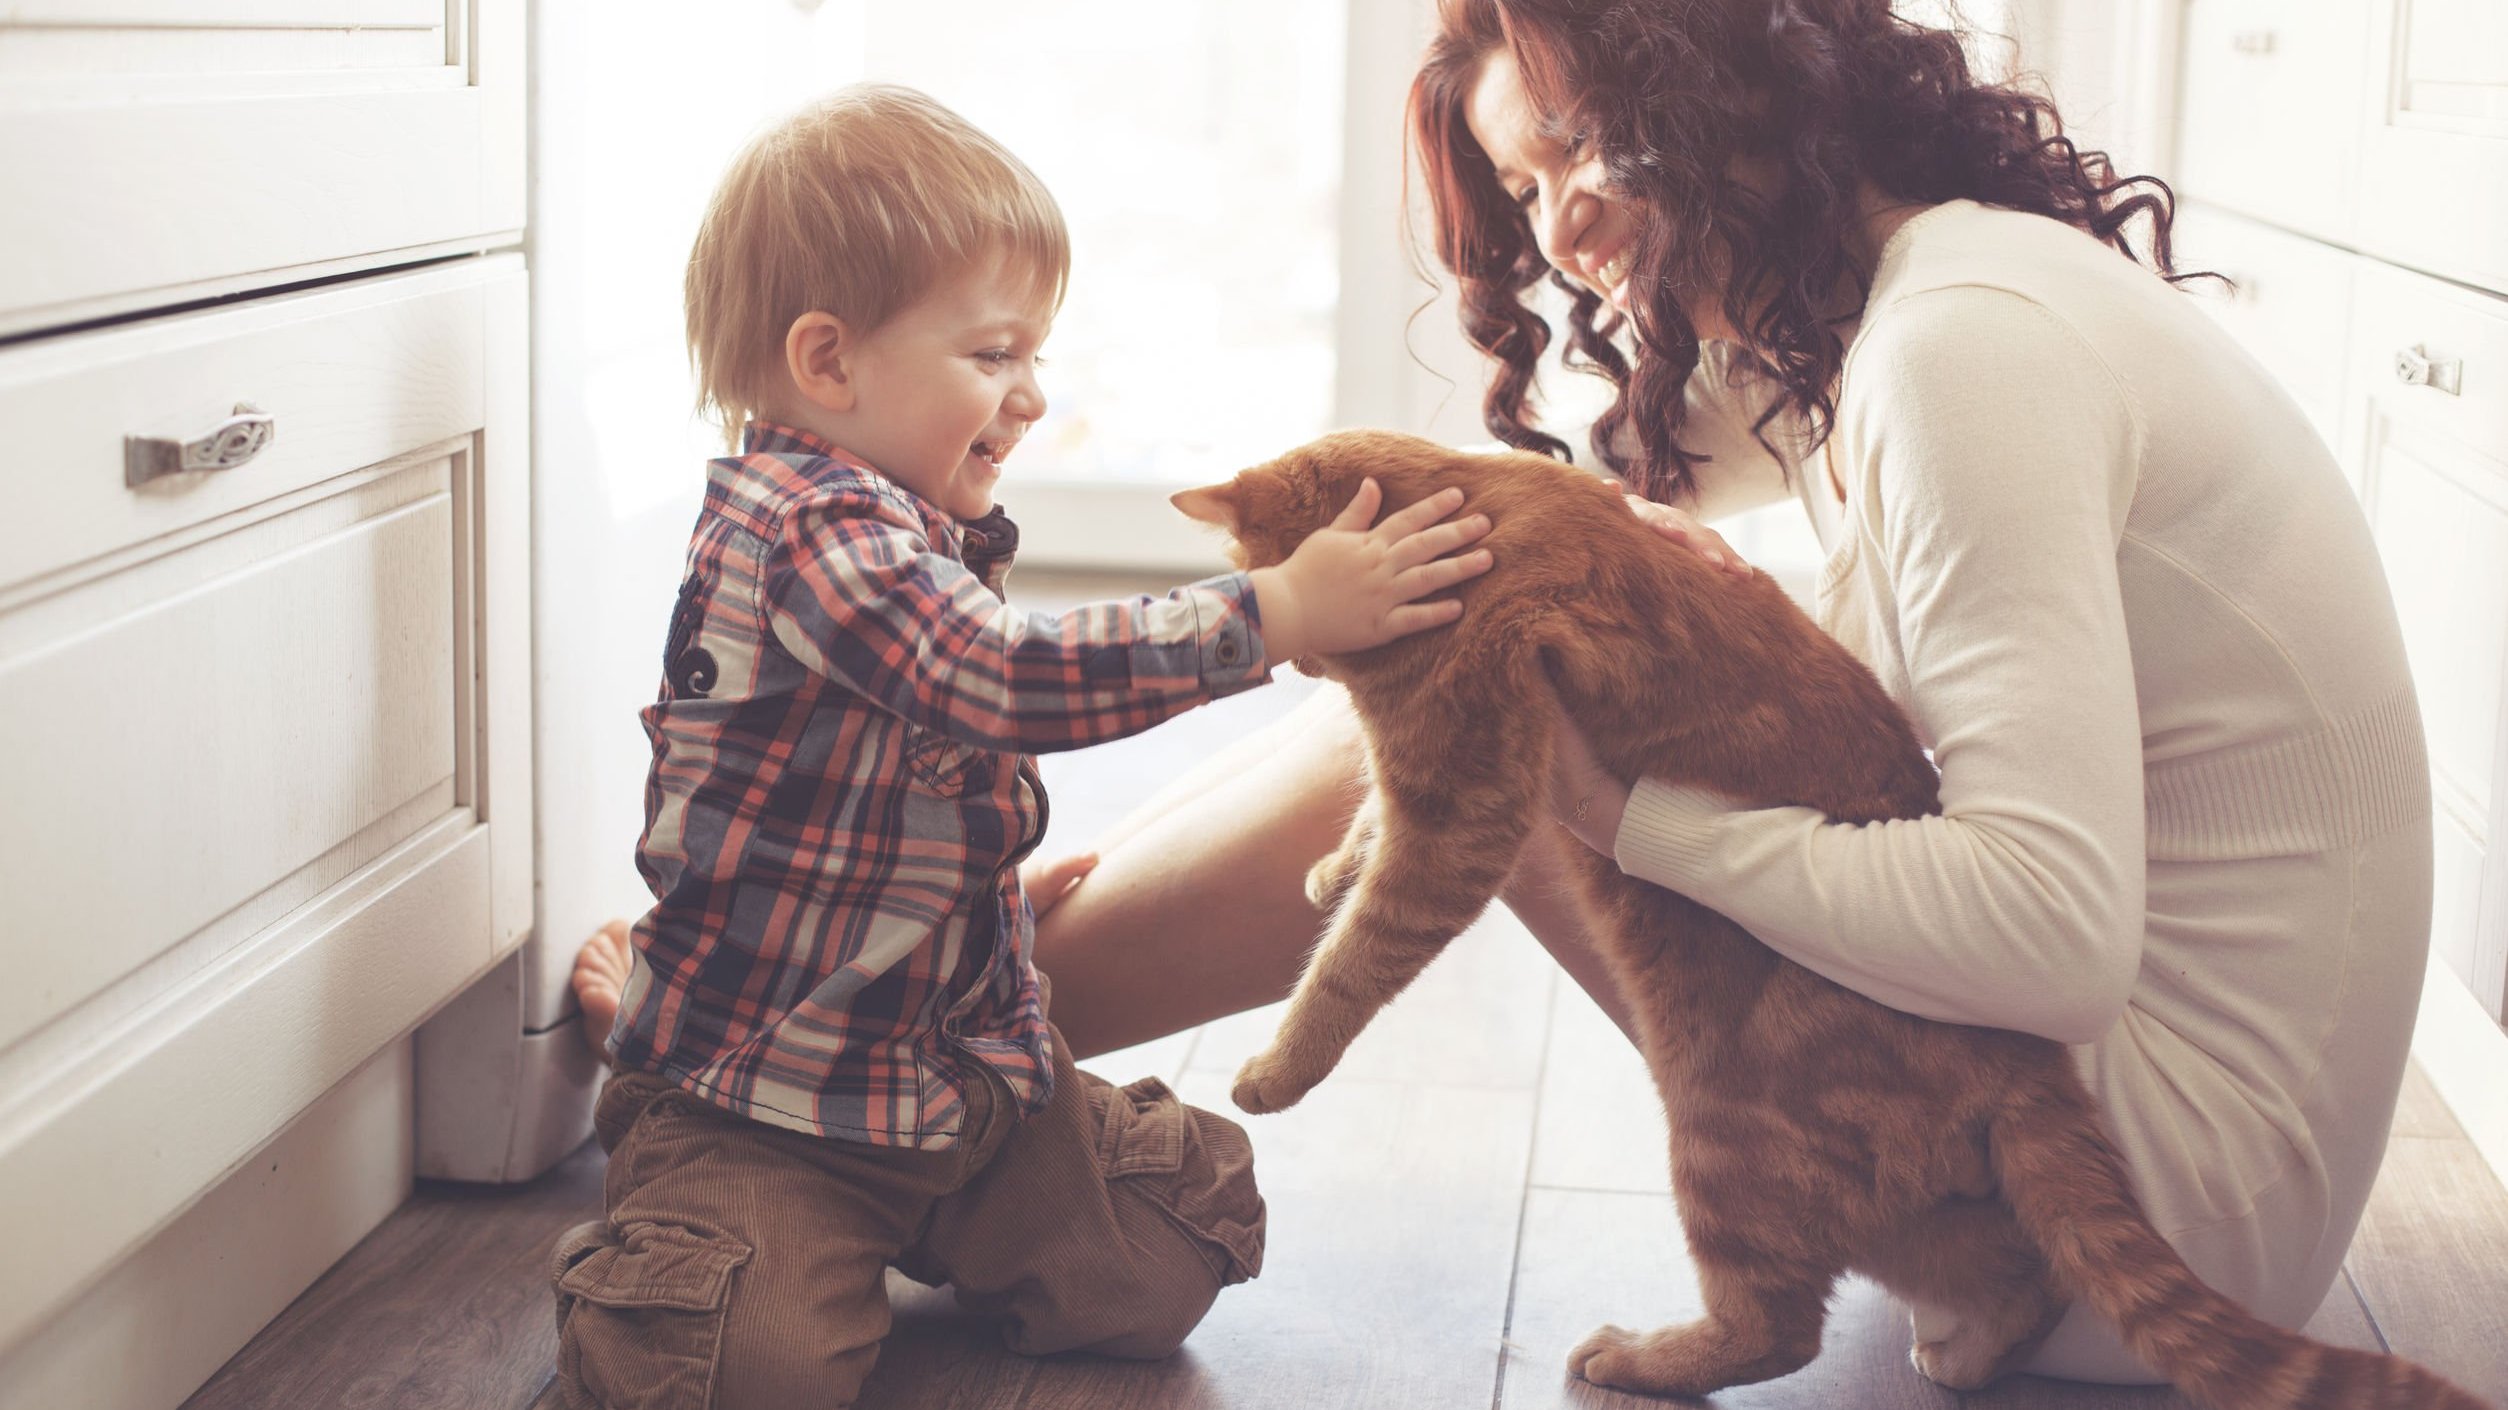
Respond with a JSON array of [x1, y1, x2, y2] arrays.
[[1073, 1288, 1218, 1360], [1000, 1254, 1226, 1361]]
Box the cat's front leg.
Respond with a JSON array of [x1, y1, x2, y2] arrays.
[[1237, 775, 1535, 1114], [1232, 1042, 1334, 1115], [1232, 898, 1385, 1113]]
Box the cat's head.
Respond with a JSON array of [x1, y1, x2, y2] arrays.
[[1170, 428, 1456, 569]]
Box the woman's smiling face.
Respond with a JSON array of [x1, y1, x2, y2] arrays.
[[1465, 48, 1641, 313]]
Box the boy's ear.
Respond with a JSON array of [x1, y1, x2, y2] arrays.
[[1170, 482, 1241, 533], [785, 311, 858, 414]]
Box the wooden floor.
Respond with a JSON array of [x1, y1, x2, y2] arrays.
[[183, 573, 2508, 1410]]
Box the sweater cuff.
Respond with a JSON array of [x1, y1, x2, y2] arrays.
[[1612, 777, 1738, 892]]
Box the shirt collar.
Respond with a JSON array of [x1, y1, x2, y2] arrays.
[[738, 419, 966, 557], [741, 418, 870, 466]]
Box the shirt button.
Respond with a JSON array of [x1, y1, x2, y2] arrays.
[[1218, 640, 1240, 663]]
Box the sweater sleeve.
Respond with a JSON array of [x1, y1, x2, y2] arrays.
[[1612, 287, 2149, 1045]]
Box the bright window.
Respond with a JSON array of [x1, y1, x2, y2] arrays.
[[866, 3, 1348, 486]]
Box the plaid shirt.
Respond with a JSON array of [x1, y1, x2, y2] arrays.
[[612, 422, 1268, 1147]]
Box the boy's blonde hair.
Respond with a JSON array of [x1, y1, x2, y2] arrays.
[[685, 84, 1070, 433]]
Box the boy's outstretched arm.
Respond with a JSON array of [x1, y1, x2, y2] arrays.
[[764, 483, 1488, 754]]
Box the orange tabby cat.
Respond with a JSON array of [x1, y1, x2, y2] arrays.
[[1172, 429, 2486, 1410]]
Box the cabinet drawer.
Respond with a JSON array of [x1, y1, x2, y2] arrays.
[[0, 0, 522, 336], [2174, 202, 2356, 464], [0, 460, 459, 1055], [2175, 0, 2371, 243], [0, 259, 510, 597]]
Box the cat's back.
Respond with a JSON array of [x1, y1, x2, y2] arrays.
[[1446, 449, 1685, 617]]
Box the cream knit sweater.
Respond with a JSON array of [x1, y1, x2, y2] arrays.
[[1625, 200, 2434, 1376]]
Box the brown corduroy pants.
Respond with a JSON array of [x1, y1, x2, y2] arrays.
[[548, 1026, 1264, 1410]]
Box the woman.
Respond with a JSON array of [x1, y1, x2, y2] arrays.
[[1026, 0, 2435, 1386]]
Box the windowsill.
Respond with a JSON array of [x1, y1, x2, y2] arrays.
[[1002, 479, 1237, 575]]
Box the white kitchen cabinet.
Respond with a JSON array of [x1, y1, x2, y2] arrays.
[[2032, 0, 2508, 1177], [0, 0, 541, 1401]]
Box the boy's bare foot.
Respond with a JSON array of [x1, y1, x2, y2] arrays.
[[572, 920, 633, 1059]]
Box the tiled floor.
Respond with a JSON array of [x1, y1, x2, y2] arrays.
[[185, 572, 2508, 1409]]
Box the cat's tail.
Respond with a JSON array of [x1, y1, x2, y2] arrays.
[[1989, 1089, 2490, 1410]]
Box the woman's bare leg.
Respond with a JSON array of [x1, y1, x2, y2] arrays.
[[1036, 685, 1641, 1058], [1034, 687, 1370, 1057], [1504, 823, 1640, 1041]]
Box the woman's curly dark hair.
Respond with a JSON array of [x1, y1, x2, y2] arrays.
[[1412, 0, 2200, 502]]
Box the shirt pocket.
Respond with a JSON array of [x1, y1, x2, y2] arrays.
[[662, 566, 764, 704], [553, 1220, 751, 1410], [907, 727, 998, 799]]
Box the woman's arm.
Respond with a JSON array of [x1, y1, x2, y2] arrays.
[[1599, 288, 2149, 1045]]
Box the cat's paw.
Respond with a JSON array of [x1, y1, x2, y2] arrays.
[[1303, 853, 1356, 911], [1908, 1292, 2062, 1390], [1567, 1324, 1645, 1388], [1231, 1049, 1321, 1115], [1911, 1335, 2000, 1392]]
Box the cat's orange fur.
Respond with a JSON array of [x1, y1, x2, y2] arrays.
[[1173, 429, 2487, 1410]]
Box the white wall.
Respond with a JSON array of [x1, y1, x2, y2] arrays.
[[530, 0, 872, 1022]]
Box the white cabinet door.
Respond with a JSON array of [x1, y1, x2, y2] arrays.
[[0, 0, 524, 337], [2345, 259, 2508, 1021], [2358, 0, 2508, 293]]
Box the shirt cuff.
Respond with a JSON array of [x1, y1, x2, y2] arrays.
[[1612, 777, 1737, 893], [1128, 571, 1268, 698]]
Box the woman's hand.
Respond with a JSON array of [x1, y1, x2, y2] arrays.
[[1021, 851, 1099, 920], [1547, 692, 1633, 856], [1249, 479, 1496, 665], [1602, 478, 1753, 578]]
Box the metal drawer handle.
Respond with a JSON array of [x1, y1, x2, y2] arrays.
[[2395, 345, 2463, 397], [2230, 29, 2277, 55], [125, 402, 276, 488]]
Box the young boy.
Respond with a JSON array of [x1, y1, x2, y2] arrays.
[[550, 85, 1493, 1409]]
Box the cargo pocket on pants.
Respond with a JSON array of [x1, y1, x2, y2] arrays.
[[1094, 1076, 1267, 1284], [552, 1220, 752, 1410]]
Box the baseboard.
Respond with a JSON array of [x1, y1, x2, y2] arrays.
[[2410, 961, 2508, 1188], [0, 1041, 414, 1410]]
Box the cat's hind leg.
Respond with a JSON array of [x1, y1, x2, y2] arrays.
[[1569, 1249, 1835, 1397], [1855, 1195, 2066, 1391]]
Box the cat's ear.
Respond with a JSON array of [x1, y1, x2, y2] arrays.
[[1170, 482, 1242, 533]]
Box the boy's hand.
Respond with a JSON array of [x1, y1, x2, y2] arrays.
[[1248, 479, 1494, 665], [1020, 851, 1098, 919]]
